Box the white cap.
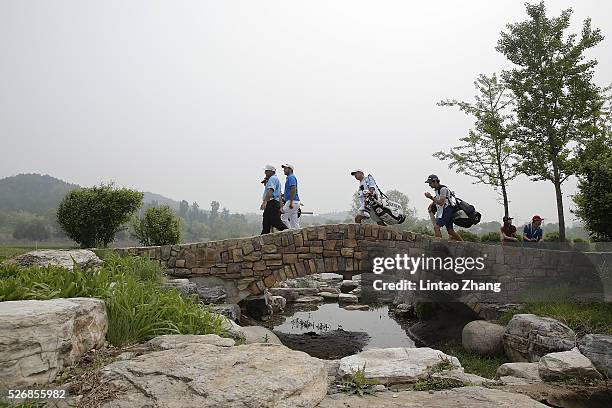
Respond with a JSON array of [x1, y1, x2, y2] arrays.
[[350, 168, 364, 175], [263, 164, 276, 172], [281, 163, 294, 170]]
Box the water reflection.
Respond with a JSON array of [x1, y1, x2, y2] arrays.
[[273, 303, 415, 349]]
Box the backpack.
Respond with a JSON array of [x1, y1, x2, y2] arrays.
[[365, 175, 406, 225], [436, 185, 481, 228]]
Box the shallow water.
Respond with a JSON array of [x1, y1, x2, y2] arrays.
[[272, 302, 415, 349]]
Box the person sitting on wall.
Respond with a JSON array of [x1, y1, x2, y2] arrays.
[[500, 216, 519, 243], [523, 215, 544, 243]]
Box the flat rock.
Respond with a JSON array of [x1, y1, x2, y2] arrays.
[[538, 348, 603, 381], [97, 343, 328, 408], [462, 320, 505, 356], [269, 287, 319, 301], [197, 285, 227, 304], [295, 296, 324, 303], [240, 325, 282, 345], [0, 297, 107, 392], [496, 362, 541, 382], [317, 386, 548, 407], [338, 347, 461, 384], [9, 249, 103, 270], [318, 291, 339, 299], [147, 334, 235, 349], [578, 334, 612, 378], [160, 278, 197, 296], [503, 314, 575, 362], [343, 304, 370, 311], [338, 293, 358, 304]]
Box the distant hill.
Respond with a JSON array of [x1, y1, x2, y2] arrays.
[[0, 174, 79, 215], [0, 174, 180, 215]]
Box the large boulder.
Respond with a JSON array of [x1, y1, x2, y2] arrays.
[[318, 386, 549, 407], [462, 320, 505, 356], [338, 347, 461, 385], [9, 249, 103, 270], [340, 280, 359, 294], [578, 334, 612, 378], [211, 303, 241, 322], [538, 348, 603, 382], [96, 343, 328, 408], [503, 314, 575, 362], [147, 334, 235, 349], [0, 298, 107, 392]]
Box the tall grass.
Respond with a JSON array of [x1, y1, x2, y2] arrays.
[[0, 254, 225, 346], [499, 301, 612, 335]]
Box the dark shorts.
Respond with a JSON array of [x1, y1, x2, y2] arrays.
[[436, 206, 456, 230]]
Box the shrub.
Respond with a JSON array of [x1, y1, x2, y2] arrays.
[[0, 254, 225, 346], [572, 237, 587, 243], [480, 231, 501, 243], [543, 231, 563, 242], [57, 183, 143, 248], [457, 230, 480, 242], [132, 205, 181, 246], [411, 225, 435, 236]]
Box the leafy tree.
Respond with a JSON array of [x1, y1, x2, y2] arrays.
[[178, 200, 189, 219], [573, 106, 612, 240], [435, 74, 518, 217], [13, 218, 50, 241], [209, 201, 220, 225], [132, 205, 181, 246], [57, 183, 143, 248], [496, 1, 605, 241]]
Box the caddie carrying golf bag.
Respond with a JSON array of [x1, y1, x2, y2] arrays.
[[366, 175, 406, 225]]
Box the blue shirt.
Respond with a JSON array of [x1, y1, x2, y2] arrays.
[[262, 174, 281, 201], [523, 223, 543, 241], [284, 174, 300, 202]]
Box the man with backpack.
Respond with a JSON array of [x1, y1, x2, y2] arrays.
[[260, 165, 288, 234], [351, 169, 385, 225], [424, 174, 463, 241]]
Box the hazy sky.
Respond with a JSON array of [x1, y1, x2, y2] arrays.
[[1, 1, 611, 225]]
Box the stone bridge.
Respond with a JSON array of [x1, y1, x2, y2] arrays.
[[115, 223, 606, 315]]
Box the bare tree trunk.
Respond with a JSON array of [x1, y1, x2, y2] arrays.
[[552, 164, 566, 242]]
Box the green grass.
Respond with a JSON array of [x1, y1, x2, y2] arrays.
[[337, 364, 380, 396], [499, 301, 612, 335], [434, 341, 507, 379], [0, 254, 226, 346], [412, 377, 466, 391]]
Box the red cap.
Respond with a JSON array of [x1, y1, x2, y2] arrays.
[[532, 215, 543, 222]]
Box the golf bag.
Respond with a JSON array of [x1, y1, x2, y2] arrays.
[[366, 175, 406, 225], [452, 196, 481, 228]]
